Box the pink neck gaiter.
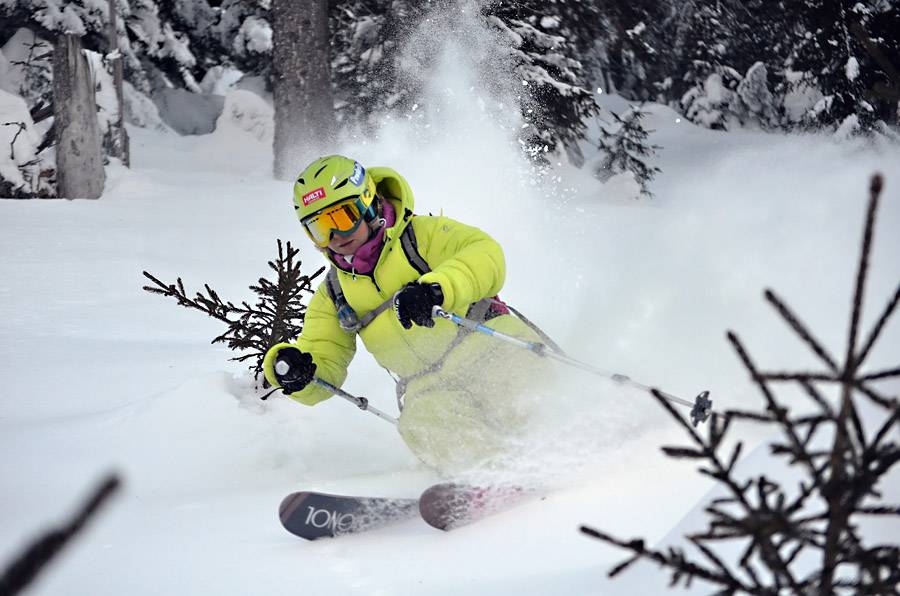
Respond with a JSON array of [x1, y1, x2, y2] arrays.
[[330, 199, 396, 275]]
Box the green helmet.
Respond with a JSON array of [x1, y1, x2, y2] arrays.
[[292, 155, 378, 222]]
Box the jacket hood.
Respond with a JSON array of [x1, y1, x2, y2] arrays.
[[369, 166, 415, 237]]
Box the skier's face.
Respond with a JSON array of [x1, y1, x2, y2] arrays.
[[327, 220, 370, 255]]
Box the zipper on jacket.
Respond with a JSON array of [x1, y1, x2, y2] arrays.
[[343, 268, 384, 297]]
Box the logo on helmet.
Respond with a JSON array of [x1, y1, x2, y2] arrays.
[[349, 163, 366, 187], [302, 187, 326, 206]]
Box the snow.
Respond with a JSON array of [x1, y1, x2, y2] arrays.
[[626, 22, 647, 37], [199, 65, 246, 96], [214, 89, 274, 144], [84, 50, 119, 137], [234, 16, 273, 56], [153, 88, 225, 135], [159, 22, 196, 69], [834, 113, 861, 140], [123, 81, 170, 131], [846, 55, 860, 81], [0, 49, 9, 92], [540, 16, 561, 30], [1, 11, 899, 596], [34, 2, 87, 36], [601, 170, 642, 201], [736, 62, 777, 126]]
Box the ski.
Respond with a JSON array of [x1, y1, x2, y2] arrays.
[[278, 491, 419, 540], [418, 483, 529, 531]]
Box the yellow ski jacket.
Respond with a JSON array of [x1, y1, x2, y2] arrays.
[[262, 167, 521, 405]]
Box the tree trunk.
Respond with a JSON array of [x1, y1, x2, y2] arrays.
[[53, 34, 106, 199], [271, 0, 336, 180], [106, 0, 130, 166]]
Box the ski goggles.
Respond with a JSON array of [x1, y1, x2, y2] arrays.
[[302, 198, 368, 247]]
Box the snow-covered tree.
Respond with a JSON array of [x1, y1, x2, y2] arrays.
[[596, 105, 661, 198], [661, 0, 795, 128], [1, 28, 55, 197], [863, 3, 900, 125], [329, 0, 433, 131], [678, 2, 744, 101], [682, 61, 780, 130], [590, 0, 673, 102], [1, 29, 53, 111], [482, 0, 599, 166], [733, 62, 779, 128], [787, 0, 898, 134], [200, 0, 272, 78], [0, 89, 54, 198], [681, 65, 742, 130]]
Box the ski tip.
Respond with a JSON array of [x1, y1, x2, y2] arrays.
[[419, 482, 531, 532], [279, 492, 311, 527], [418, 483, 476, 531]]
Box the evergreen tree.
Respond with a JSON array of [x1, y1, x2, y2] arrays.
[[734, 62, 779, 128], [667, 0, 730, 100], [482, 0, 600, 165], [681, 61, 780, 131], [329, 0, 433, 131], [596, 105, 661, 198], [728, 0, 793, 79], [0, 0, 204, 96], [863, 3, 900, 124], [673, 0, 791, 130], [594, 0, 675, 101], [787, 0, 898, 133], [161, 0, 271, 80], [670, 1, 736, 127], [680, 64, 743, 130]]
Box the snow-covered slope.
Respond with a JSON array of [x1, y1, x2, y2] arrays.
[[2, 100, 897, 593], [2, 21, 899, 596]]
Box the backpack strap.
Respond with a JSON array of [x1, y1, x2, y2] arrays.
[[325, 266, 363, 332], [324, 266, 341, 302], [400, 222, 430, 275]]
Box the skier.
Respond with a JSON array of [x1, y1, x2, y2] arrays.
[[262, 155, 550, 472]]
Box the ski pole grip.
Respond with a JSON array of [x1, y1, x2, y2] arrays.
[[275, 360, 290, 376]]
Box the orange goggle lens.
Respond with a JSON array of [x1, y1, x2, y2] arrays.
[[302, 200, 366, 247]]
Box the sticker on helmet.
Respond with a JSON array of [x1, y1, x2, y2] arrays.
[[302, 187, 327, 206], [349, 163, 366, 187]]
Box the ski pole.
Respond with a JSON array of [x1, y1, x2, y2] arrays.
[[432, 306, 714, 426], [313, 378, 399, 426], [273, 360, 398, 426]]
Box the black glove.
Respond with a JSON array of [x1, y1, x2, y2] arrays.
[[393, 282, 444, 330], [274, 347, 317, 394]]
